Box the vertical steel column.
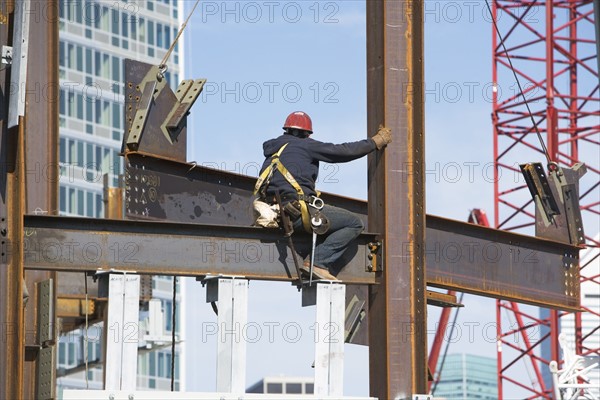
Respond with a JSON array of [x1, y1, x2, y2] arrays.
[[23, 1, 59, 397], [367, 1, 427, 398], [207, 278, 248, 393], [1, 2, 25, 398], [104, 273, 141, 391]]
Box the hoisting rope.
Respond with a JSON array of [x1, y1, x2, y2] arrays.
[[158, 0, 201, 79], [484, 0, 557, 172]]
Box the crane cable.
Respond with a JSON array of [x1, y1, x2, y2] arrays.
[[158, 0, 201, 79], [484, 0, 558, 173]]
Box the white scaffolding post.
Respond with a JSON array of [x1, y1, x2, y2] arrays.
[[303, 282, 346, 397], [206, 277, 249, 394], [104, 273, 141, 391]]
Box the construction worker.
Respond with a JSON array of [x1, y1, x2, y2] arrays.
[[255, 111, 392, 280]]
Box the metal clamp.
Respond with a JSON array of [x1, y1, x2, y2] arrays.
[[308, 196, 324, 210]]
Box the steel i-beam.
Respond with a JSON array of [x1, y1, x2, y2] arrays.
[[367, 1, 427, 398]]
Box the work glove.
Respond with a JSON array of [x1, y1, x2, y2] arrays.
[[372, 125, 392, 150]]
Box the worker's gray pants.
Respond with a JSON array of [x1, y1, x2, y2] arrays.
[[293, 204, 364, 273]]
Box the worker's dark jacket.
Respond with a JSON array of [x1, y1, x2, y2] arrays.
[[260, 134, 377, 202]]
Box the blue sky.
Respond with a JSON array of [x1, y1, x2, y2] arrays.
[[179, 1, 598, 397]]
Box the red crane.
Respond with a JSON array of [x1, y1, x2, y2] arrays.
[[491, 0, 599, 398]]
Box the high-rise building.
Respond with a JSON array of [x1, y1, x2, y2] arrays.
[[56, 0, 185, 391], [433, 353, 497, 400]]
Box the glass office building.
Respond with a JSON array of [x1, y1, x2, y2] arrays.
[[56, 0, 185, 391], [433, 353, 497, 400]]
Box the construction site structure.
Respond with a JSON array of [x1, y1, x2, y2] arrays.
[[492, 0, 600, 398], [0, 1, 597, 399]]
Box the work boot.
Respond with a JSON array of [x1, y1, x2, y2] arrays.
[[301, 261, 338, 281]]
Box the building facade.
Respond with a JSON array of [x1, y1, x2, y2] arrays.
[[246, 376, 315, 395], [433, 353, 497, 400], [56, 0, 185, 392]]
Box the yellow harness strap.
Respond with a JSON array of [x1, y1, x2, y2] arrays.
[[253, 143, 312, 232], [253, 143, 289, 196]]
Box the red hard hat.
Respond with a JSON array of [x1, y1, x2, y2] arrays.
[[283, 111, 313, 133]]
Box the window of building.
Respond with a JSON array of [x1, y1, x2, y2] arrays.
[[149, 352, 156, 375], [267, 383, 283, 394], [286, 383, 302, 394], [59, 41, 65, 67], [101, 6, 110, 31], [76, 45, 83, 71], [59, 342, 66, 364], [157, 23, 163, 48], [76, 93, 84, 120], [85, 48, 92, 75], [164, 24, 171, 49], [111, 9, 119, 35], [102, 53, 110, 79], [112, 56, 120, 82], [68, 43, 75, 69], [138, 18, 146, 42], [59, 186, 66, 213], [148, 21, 155, 45], [121, 12, 129, 38]]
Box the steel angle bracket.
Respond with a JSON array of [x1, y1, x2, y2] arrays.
[[125, 77, 158, 150], [163, 79, 206, 142], [123, 59, 206, 162], [521, 162, 587, 245], [520, 163, 561, 225]]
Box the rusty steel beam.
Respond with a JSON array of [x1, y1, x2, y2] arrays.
[[23, 215, 379, 284], [21, 213, 580, 310], [123, 152, 581, 308], [426, 215, 580, 310], [366, 0, 427, 398], [125, 151, 368, 226], [56, 297, 96, 319]]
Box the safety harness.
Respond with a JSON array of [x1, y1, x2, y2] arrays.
[[254, 143, 331, 285], [254, 143, 319, 233]]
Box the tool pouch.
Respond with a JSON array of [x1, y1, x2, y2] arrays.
[[283, 200, 303, 221]]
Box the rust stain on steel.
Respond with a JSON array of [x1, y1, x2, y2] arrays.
[[23, 215, 379, 284], [367, 1, 427, 398], [122, 152, 580, 309], [1, 2, 26, 397], [22, 1, 60, 396]]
